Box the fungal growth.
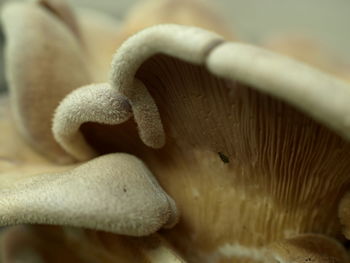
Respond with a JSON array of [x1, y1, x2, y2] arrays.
[[52, 83, 133, 160], [52, 24, 350, 262], [1, 0, 91, 163], [2, 0, 350, 262], [0, 153, 178, 235]]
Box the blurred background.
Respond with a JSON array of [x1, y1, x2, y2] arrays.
[[71, 0, 350, 58], [0, 0, 349, 92]]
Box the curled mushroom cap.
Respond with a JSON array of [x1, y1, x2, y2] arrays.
[[0, 94, 181, 261], [53, 24, 350, 261], [52, 83, 133, 160]]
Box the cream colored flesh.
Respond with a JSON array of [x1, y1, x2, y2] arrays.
[[53, 25, 350, 262]]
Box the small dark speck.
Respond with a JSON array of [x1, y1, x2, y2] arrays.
[[218, 152, 229, 164], [123, 187, 127, 193], [344, 239, 350, 249]]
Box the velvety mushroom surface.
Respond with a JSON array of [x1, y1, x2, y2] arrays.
[[2, 0, 350, 262], [52, 26, 350, 262]]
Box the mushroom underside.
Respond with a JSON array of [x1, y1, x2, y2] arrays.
[[78, 54, 350, 261], [3, 1, 349, 262]]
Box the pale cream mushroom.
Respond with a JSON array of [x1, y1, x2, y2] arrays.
[[0, 81, 181, 262], [53, 24, 350, 262], [0, 152, 178, 235], [3, 0, 350, 262], [1, 0, 235, 164], [1, 0, 91, 163], [1, 0, 236, 262]]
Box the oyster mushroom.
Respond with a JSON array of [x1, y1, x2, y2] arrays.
[[1, 0, 236, 261], [52, 24, 350, 262], [1, 0, 90, 163], [2, 0, 350, 262], [1, 0, 234, 165], [0, 153, 178, 235]]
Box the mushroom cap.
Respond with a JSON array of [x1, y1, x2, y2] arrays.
[[53, 24, 350, 261], [0, 153, 178, 235], [3, 0, 350, 262]]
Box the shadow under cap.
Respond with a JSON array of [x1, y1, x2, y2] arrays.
[[52, 24, 350, 261]]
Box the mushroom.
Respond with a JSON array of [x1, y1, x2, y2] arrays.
[[52, 24, 350, 262], [1, 0, 92, 163], [0, 152, 178, 235], [2, 0, 350, 262], [1, 0, 234, 165]]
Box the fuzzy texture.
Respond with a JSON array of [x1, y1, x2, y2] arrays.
[[3, 0, 350, 262], [0, 153, 178, 236], [71, 25, 350, 262], [53, 83, 132, 161], [53, 24, 223, 159], [1, 1, 91, 163], [126, 79, 166, 149], [52, 81, 165, 161], [50, 24, 350, 262], [110, 24, 223, 96]]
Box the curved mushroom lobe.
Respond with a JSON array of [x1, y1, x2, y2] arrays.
[[52, 83, 133, 161], [0, 153, 178, 236], [1, 1, 91, 163], [80, 54, 350, 261]]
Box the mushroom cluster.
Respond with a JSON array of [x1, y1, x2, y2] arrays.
[[1, 0, 350, 262]]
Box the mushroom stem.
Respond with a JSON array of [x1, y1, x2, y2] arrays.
[[267, 234, 349, 263], [0, 153, 178, 236], [53, 83, 133, 161]]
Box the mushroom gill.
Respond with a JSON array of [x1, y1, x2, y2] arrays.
[[2, 0, 350, 261], [51, 24, 350, 262]]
